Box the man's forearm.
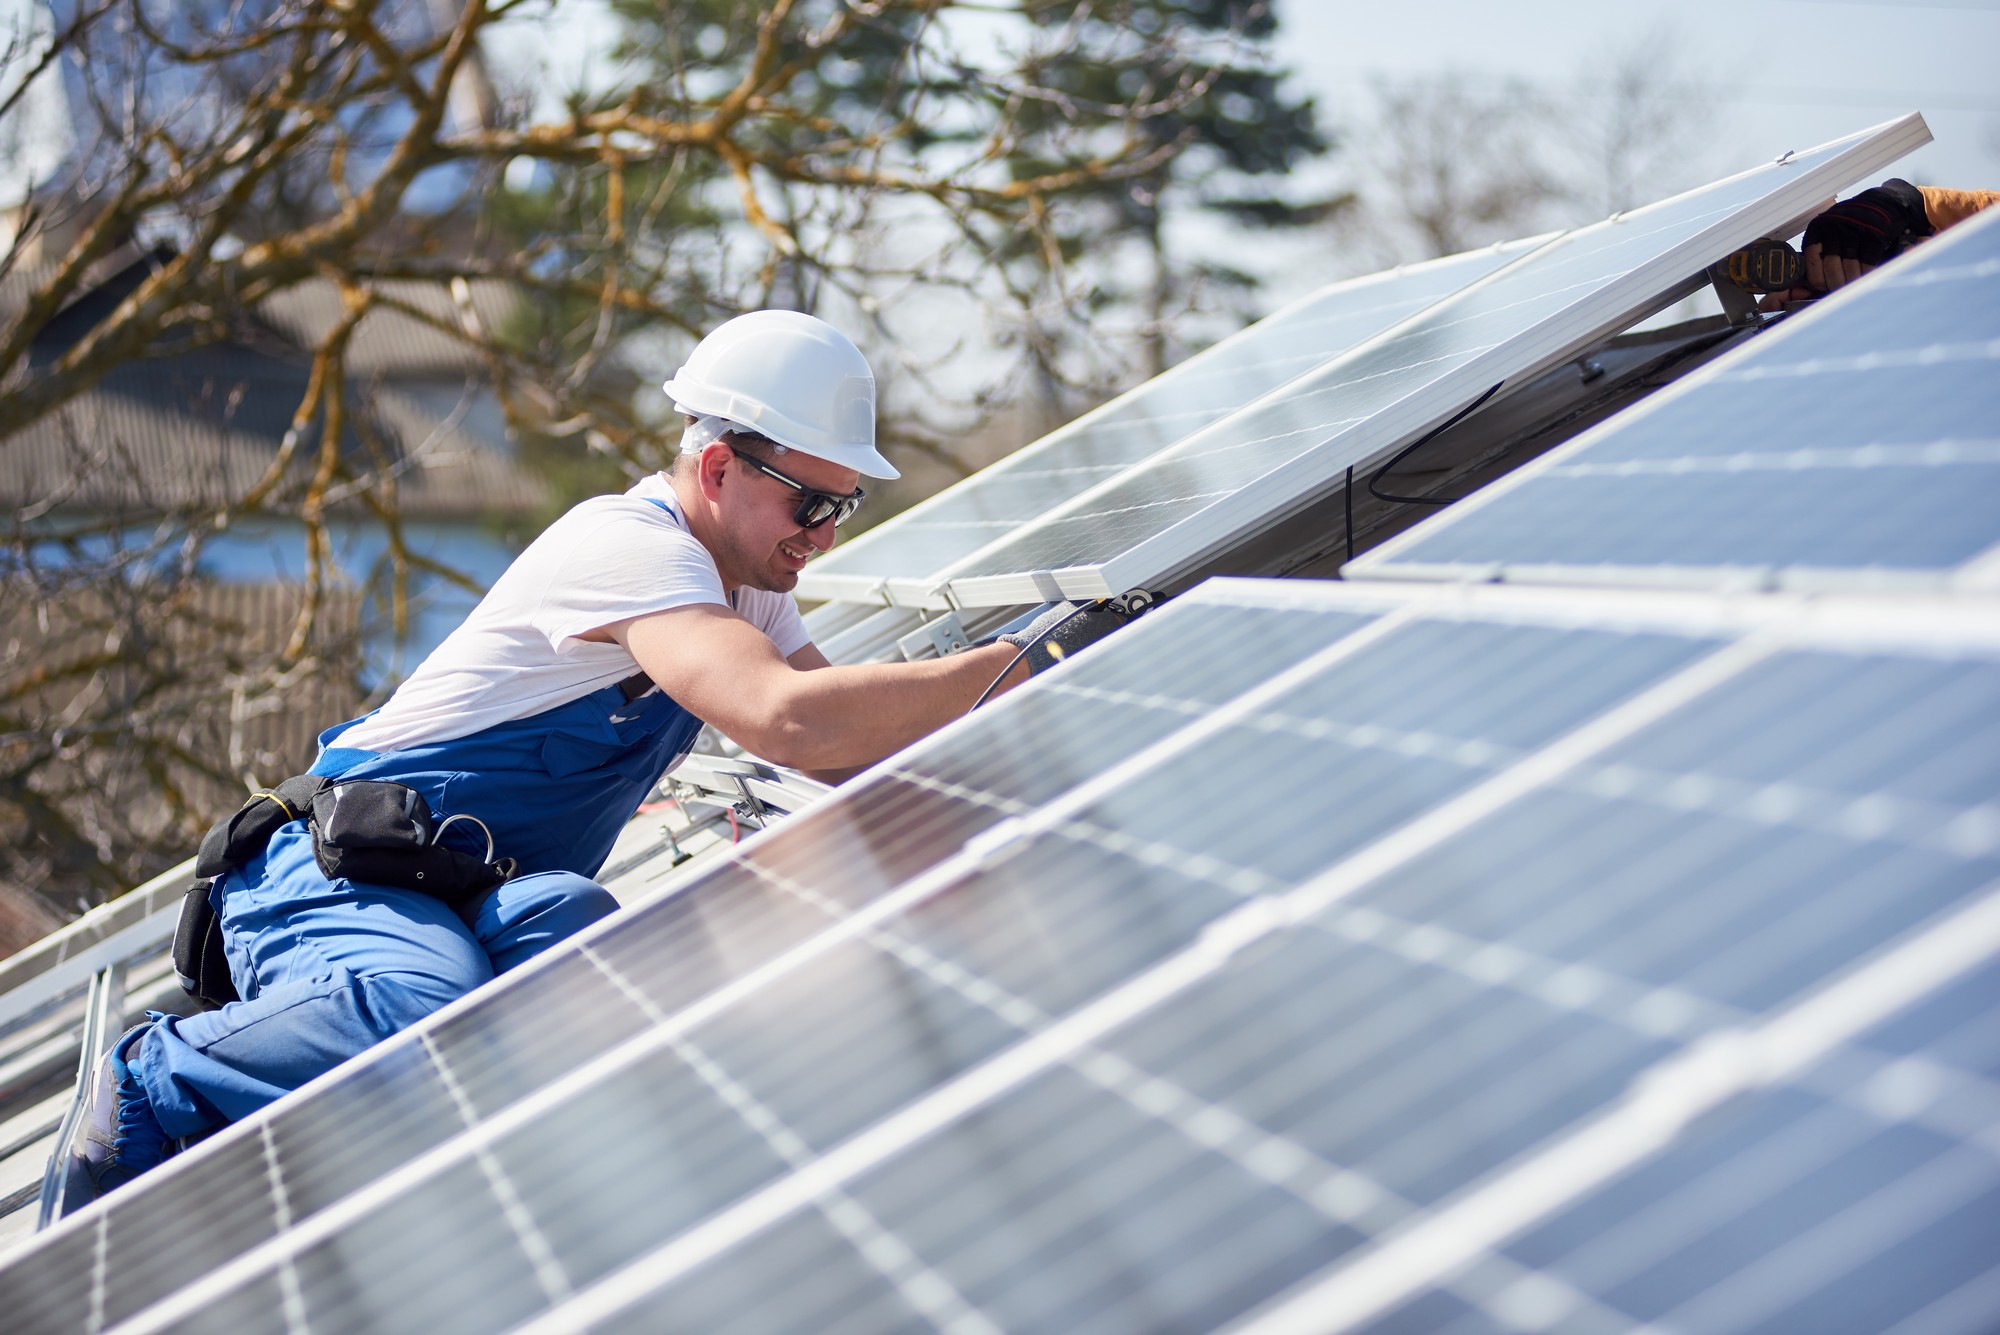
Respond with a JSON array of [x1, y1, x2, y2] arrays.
[[746, 641, 1026, 771]]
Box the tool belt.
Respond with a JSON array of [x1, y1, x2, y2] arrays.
[[174, 776, 518, 1009]]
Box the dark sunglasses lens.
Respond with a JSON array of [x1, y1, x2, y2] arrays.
[[795, 492, 862, 529]]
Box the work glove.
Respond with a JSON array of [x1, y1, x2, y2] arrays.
[[1802, 179, 1933, 291], [998, 600, 1132, 675]]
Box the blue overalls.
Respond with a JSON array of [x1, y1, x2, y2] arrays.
[[132, 674, 704, 1140]]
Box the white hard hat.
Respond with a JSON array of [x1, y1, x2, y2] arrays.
[[662, 310, 898, 479]]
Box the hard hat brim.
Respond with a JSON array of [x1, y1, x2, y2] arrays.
[[665, 379, 900, 479]]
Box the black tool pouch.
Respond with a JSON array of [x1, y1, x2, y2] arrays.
[[195, 775, 330, 880], [309, 781, 516, 910], [180, 775, 333, 1010], [172, 879, 238, 1010], [179, 775, 518, 1008]]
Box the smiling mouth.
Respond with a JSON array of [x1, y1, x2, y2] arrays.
[[779, 540, 814, 562]]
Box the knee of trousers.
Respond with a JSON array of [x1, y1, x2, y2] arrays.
[[354, 967, 484, 1040], [505, 871, 619, 934]]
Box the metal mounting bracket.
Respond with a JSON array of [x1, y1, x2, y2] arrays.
[[898, 610, 970, 661], [1105, 589, 1161, 619], [1707, 262, 1765, 328]]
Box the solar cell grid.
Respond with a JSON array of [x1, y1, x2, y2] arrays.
[[500, 601, 1997, 1335], [68, 595, 1769, 1335], [11, 570, 1996, 1335], [0, 596, 1394, 1333], [797, 241, 1543, 606], [1352, 194, 2000, 591], [937, 115, 1930, 608]]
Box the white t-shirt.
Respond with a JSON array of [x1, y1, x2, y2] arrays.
[[334, 474, 810, 754]]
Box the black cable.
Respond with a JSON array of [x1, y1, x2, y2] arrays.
[[1367, 381, 1505, 507], [969, 601, 1099, 711], [1343, 464, 1354, 566]]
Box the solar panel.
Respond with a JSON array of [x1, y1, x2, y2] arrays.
[[1350, 200, 2000, 592], [795, 239, 1548, 608], [10, 576, 1990, 1335], [0, 593, 1394, 1332], [934, 115, 1931, 609]]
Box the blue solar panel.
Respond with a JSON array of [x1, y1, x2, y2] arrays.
[[1353, 204, 2000, 590], [8, 577, 1995, 1335], [0, 594, 1393, 1332]]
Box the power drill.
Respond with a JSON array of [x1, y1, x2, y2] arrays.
[[1722, 236, 1805, 294]]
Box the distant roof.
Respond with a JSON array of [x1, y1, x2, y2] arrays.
[[1, 247, 547, 520], [0, 342, 547, 519], [251, 276, 523, 380]]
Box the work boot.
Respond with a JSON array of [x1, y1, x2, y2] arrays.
[[61, 1024, 171, 1215]]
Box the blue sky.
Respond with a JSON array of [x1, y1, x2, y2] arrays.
[[1275, 0, 1999, 189]]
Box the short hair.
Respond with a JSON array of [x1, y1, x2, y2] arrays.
[[672, 418, 788, 477]]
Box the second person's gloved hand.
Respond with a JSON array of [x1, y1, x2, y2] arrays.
[[1802, 178, 1933, 291], [998, 600, 1131, 675]]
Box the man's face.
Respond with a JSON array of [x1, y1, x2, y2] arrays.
[[710, 441, 863, 593]]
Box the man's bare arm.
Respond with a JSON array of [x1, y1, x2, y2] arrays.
[[606, 603, 1026, 771], [784, 642, 870, 785]]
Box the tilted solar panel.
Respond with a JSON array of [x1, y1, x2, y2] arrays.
[[935, 115, 1931, 609], [1349, 200, 2000, 592], [795, 239, 1547, 608], [7, 577, 1993, 1335]]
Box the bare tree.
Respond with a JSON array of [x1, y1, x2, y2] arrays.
[[1331, 32, 1722, 268], [0, 0, 1320, 929], [1558, 29, 1723, 219]]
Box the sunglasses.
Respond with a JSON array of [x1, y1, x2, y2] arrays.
[[731, 448, 867, 529]]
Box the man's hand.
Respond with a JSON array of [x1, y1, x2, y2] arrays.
[[997, 600, 1132, 676]]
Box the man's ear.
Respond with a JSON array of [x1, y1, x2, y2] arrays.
[[697, 443, 733, 502]]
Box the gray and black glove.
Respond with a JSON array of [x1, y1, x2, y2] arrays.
[[998, 600, 1131, 675]]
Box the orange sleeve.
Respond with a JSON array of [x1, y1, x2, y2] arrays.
[[1918, 187, 2000, 232]]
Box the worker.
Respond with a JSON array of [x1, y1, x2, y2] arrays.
[[63, 310, 1128, 1211], [1761, 180, 1997, 307]]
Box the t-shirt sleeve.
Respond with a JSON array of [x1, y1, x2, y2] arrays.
[[745, 592, 812, 659], [526, 501, 731, 649]]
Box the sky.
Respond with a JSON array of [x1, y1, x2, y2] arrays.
[[1272, 0, 1999, 191]]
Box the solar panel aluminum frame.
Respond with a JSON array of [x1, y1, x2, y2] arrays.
[[934, 114, 1933, 611], [793, 238, 1556, 610], [1347, 201, 2000, 595], [0, 862, 188, 1035]]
